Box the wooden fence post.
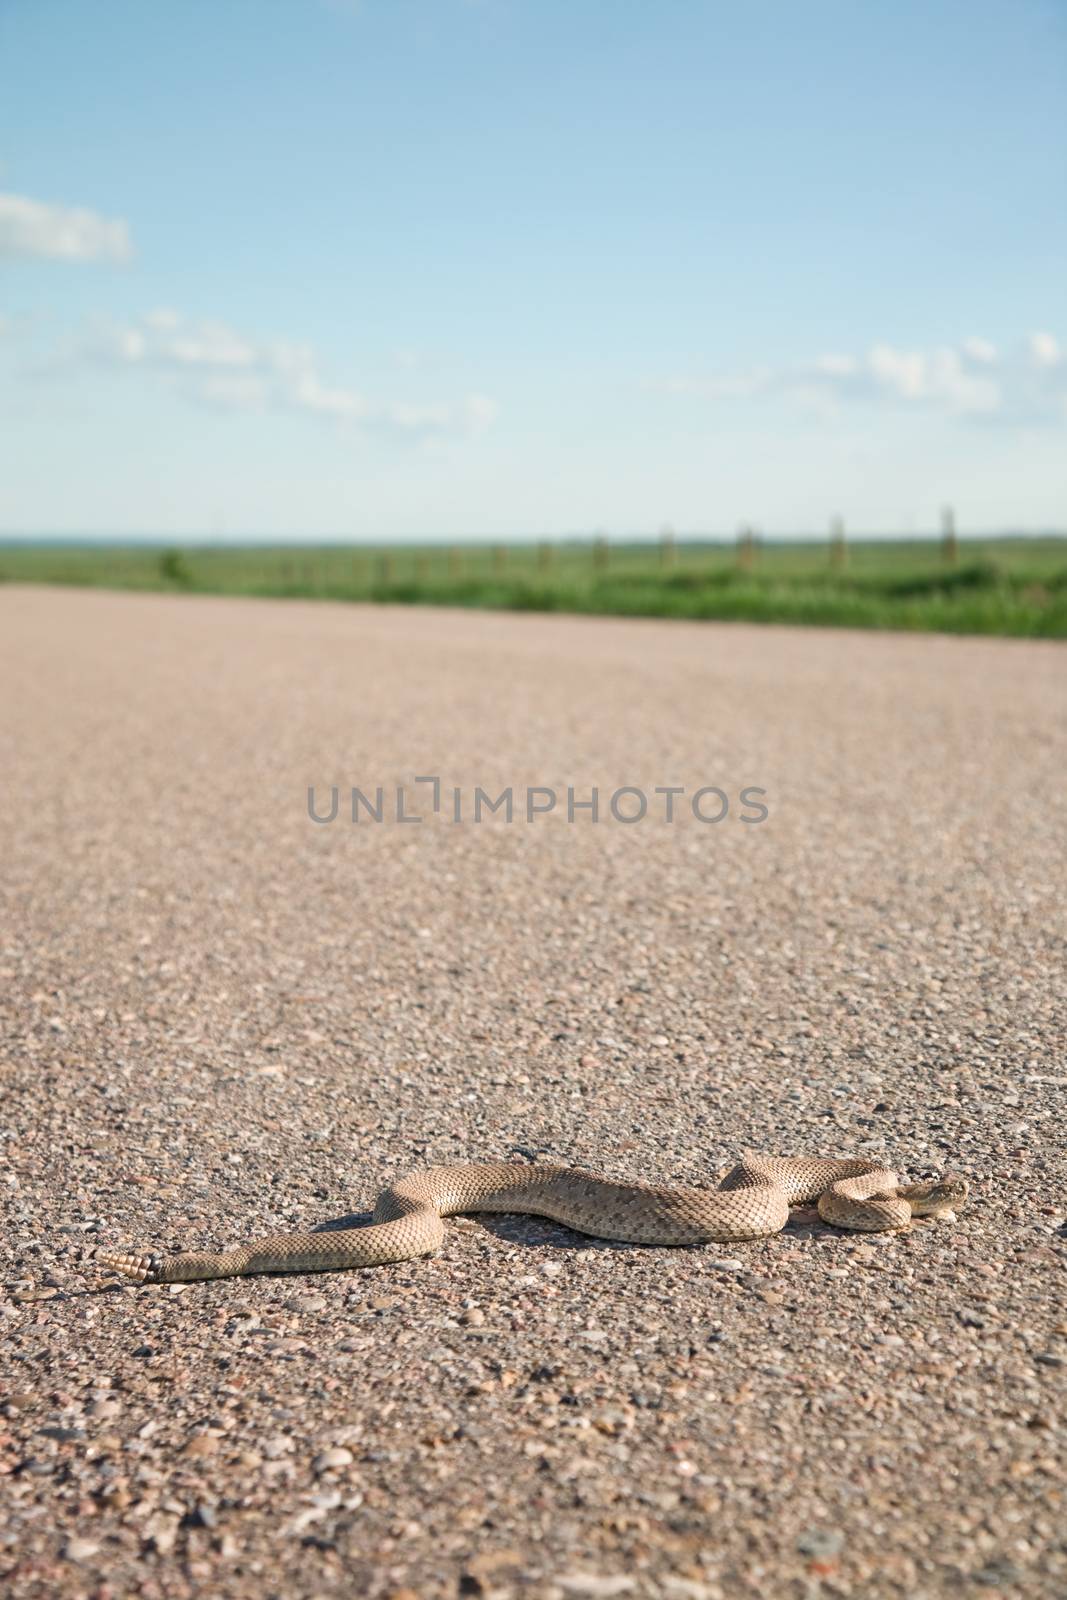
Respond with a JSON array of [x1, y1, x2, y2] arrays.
[[830, 515, 847, 570], [941, 506, 958, 565]]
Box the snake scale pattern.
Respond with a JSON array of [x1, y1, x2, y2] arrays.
[[92, 1153, 968, 1285]]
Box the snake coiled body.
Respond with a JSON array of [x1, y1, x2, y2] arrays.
[[92, 1153, 967, 1285]]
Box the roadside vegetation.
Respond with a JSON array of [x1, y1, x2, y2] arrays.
[[3, 535, 1065, 637]]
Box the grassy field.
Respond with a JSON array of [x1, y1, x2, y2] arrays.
[[2, 535, 1066, 637]]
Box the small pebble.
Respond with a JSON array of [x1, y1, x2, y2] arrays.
[[558, 1577, 636, 1598], [796, 1528, 845, 1558], [62, 1539, 100, 1563], [261, 1435, 293, 1459], [182, 1432, 220, 1458]]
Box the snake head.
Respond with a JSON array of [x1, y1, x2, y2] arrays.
[[900, 1174, 969, 1217]]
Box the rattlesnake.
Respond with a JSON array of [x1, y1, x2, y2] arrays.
[[92, 1153, 967, 1285]]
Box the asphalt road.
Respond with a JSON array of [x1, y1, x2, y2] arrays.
[[2, 586, 1064, 1600]]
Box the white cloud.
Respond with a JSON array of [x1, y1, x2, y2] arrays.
[[652, 333, 1067, 423], [655, 368, 770, 400], [77, 309, 496, 436], [384, 399, 450, 430], [962, 336, 997, 364], [167, 323, 259, 369], [290, 370, 369, 419], [0, 192, 132, 262], [864, 343, 1000, 413], [814, 353, 858, 377], [463, 392, 498, 434], [196, 374, 273, 413], [1029, 331, 1061, 368]]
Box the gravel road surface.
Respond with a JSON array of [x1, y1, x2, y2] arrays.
[[1, 586, 1064, 1600]]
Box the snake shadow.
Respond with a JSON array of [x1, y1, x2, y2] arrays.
[[310, 1207, 832, 1252]]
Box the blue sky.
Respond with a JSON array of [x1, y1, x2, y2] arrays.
[[1, 0, 1064, 539]]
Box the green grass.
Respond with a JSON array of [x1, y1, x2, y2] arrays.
[[2, 536, 1066, 637]]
